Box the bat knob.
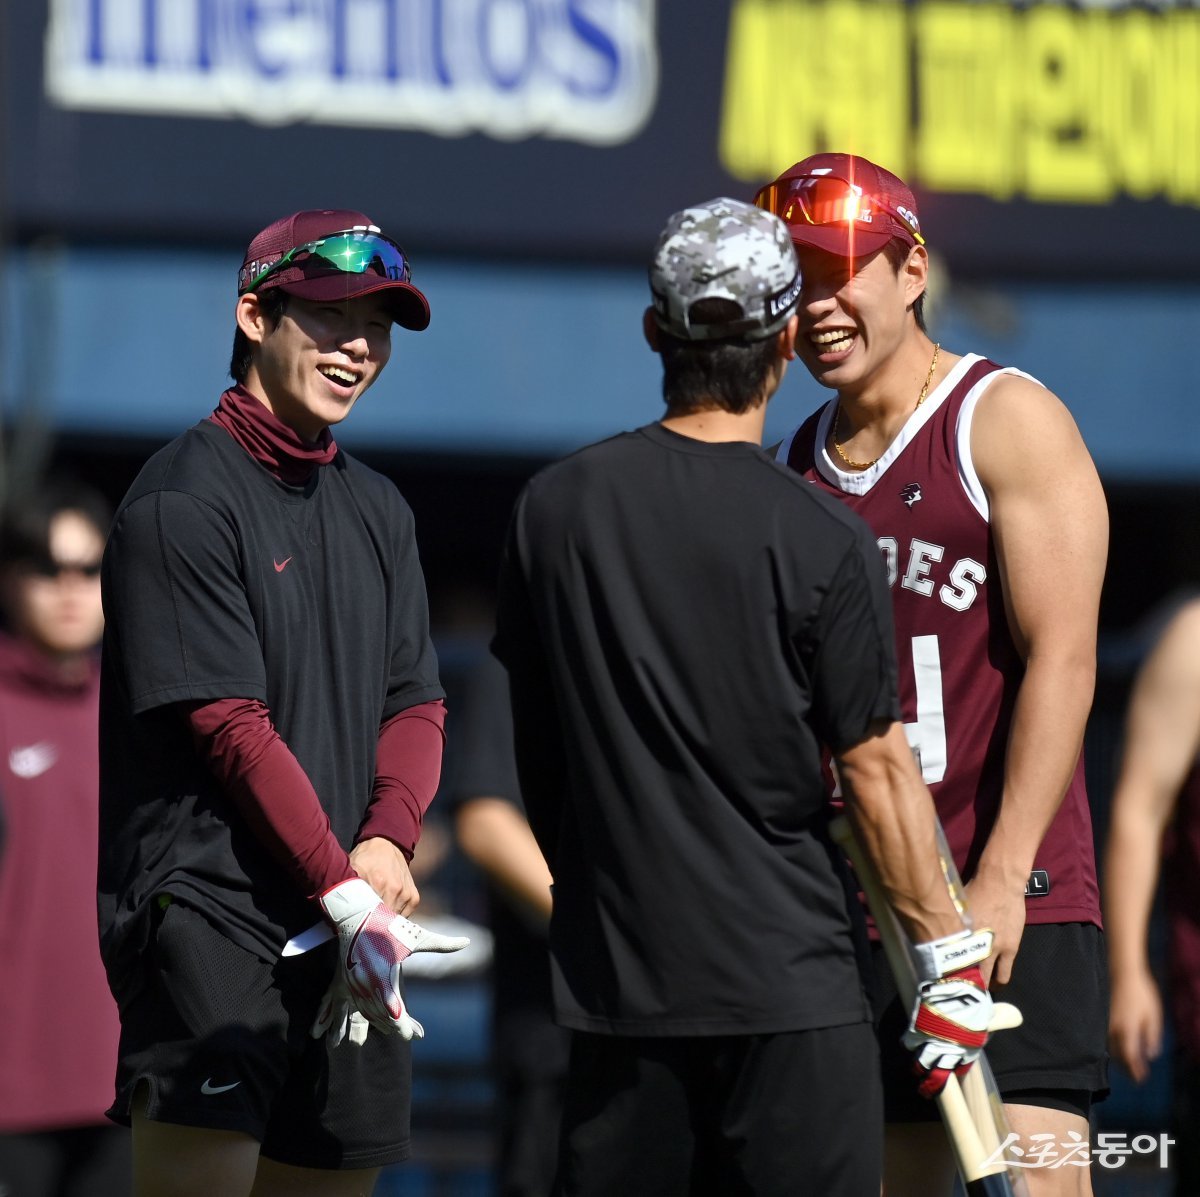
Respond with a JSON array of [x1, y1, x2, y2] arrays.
[[988, 1001, 1024, 1032]]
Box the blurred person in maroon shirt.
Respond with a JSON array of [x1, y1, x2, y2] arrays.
[[0, 476, 131, 1197]]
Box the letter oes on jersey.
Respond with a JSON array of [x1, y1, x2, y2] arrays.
[[877, 539, 987, 613]]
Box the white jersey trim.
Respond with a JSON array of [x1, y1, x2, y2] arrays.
[[774, 353, 1044, 519], [955, 355, 1043, 523], [776, 354, 980, 496]]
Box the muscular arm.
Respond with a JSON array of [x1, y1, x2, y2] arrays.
[[1105, 601, 1200, 1080], [455, 797, 554, 930], [838, 719, 967, 944], [970, 374, 1109, 984]]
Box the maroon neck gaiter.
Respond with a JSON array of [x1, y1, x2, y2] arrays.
[[210, 385, 338, 485]]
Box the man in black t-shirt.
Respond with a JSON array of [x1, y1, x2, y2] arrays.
[[98, 210, 467, 1197], [493, 198, 1000, 1196]]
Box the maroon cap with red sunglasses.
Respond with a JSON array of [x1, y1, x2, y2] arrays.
[[754, 153, 925, 259], [237, 209, 431, 332]]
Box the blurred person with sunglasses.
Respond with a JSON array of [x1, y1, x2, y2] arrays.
[[0, 476, 132, 1197], [760, 154, 1109, 1197], [97, 210, 467, 1197]]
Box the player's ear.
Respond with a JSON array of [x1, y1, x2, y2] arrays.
[[643, 307, 662, 352], [902, 245, 929, 311], [776, 314, 799, 362], [235, 292, 269, 346]]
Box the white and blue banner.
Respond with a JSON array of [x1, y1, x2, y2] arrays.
[[44, 0, 658, 143]]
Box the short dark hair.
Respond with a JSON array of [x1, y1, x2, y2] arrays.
[[0, 476, 112, 568], [229, 289, 290, 383], [657, 299, 780, 416], [882, 240, 927, 333]]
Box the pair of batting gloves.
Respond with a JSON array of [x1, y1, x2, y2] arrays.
[[904, 928, 995, 1098], [312, 877, 470, 1047]]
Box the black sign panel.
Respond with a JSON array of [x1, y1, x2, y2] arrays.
[[5, 0, 1199, 276]]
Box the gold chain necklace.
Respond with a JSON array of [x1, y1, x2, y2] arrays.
[[831, 343, 941, 471]]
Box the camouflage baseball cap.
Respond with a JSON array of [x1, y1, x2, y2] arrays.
[[648, 197, 801, 342]]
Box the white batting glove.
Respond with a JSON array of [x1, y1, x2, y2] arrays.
[[902, 929, 995, 1098], [908, 927, 993, 984], [311, 976, 370, 1048], [319, 878, 470, 1040]]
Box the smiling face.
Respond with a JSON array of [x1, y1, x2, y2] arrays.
[[237, 292, 395, 441], [793, 242, 926, 395]]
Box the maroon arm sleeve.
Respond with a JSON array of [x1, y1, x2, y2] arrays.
[[357, 699, 447, 861], [186, 697, 356, 900]]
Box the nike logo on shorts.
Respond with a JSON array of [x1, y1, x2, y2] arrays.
[[200, 1078, 241, 1095], [274, 556, 293, 573]]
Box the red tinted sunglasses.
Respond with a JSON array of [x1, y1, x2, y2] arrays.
[[754, 175, 924, 245]]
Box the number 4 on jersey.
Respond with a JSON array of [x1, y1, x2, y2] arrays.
[[905, 635, 947, 784]]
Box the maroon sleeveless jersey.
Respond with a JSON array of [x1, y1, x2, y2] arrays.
[[1165, 765, 1200, 1061], [778, 353, 1100, 927]]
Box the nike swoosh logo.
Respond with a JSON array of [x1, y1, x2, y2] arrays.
[[273, 557, 293, 573], [200, 1079, 241, 1095], [696, 264, 738, 283]]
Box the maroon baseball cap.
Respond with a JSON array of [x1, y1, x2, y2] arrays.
[[754, 153, 924, 258], [237, 209, 430, 331]]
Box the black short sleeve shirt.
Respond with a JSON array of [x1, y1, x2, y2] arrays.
[[98, 421, 442, 975], [493, 422, 898, 1036]]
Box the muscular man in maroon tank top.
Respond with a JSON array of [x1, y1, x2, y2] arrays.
[[758, 153, 1109, 1197]]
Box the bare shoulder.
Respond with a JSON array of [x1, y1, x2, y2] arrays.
[[973, 371, 1085, 445], [1131, 599, 1200, 734], [1153, 598, 1200, 668], [971, 370, 1096, 487]]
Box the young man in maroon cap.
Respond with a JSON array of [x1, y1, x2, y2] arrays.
[[98, 210, 468, 1196], [758, 155, 1110, 1196]]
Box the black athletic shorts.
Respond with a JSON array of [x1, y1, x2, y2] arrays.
[[555, 1022, 883, 1197], [870, 922, 1110, 1123], [107, 898, 412, 1170]]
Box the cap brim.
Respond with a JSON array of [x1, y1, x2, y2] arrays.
[[784, 224, 894, 259], [275, 274, 431, 331]]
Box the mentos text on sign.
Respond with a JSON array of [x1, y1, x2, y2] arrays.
[[45, 0, 659, 144]]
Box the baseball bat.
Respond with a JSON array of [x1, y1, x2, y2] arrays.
[[829, 814, 1027, 1197]]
